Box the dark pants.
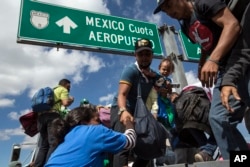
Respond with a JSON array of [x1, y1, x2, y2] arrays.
[[34, 112, 60, 167], [173, 127, 217, 158]]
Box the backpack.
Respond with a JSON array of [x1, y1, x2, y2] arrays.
[[133, 82, 169, 160], [173, 86, 211, 134], [31, 87, 54, 112]]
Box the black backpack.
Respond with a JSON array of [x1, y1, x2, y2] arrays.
[[173, 86, 211, 134], [133, 82, 169, 160]]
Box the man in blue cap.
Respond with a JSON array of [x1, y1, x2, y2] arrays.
[[110, 38, 160, 166]]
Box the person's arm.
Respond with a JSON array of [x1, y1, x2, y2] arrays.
[[220, 3, 250, 112], [117, 83, 134, 124], [60, 88, 74, 107], [220, 47, 250, 112], [123, 117, 136, 149], [220, 50, 250, 112], [61, 96, 74, 107], [199, 7, 241, 88]]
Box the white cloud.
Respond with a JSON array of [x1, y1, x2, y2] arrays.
[[7, 109, 30, 120], [0, 99, 15, 107], [0, 0, 109, 108], [38, 0, 110, 14], [99, 93, 116, 105], [147, 14, 163, 27], [185, 70, 200, 85], [8, 112, 20, 120], [21, 135, 38, 150], [0, 132, 10, 141], [0, 128, 24, 141]]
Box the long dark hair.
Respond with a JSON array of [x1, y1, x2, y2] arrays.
[[51, 106, 98, 147]]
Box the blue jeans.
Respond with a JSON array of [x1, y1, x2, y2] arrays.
[[209, 3, 250, 159], [209, 70, 250, 160]]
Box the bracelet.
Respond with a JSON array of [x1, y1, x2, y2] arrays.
[[118, 107, 127, 116], [207, 58, 219, 65]]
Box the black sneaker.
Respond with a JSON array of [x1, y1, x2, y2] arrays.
[[194, 151, 214, 162]]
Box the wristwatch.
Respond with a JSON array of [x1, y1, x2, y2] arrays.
[[118, 107, 127, 116]]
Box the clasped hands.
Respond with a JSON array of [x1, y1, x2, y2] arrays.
[[119, 110, 134, 125]]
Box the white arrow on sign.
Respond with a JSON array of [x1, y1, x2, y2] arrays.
[[56, 16, 78, 34]]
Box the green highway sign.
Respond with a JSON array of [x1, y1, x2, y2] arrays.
[[17, 0, 163, 57], [179, 30, 201, 62]]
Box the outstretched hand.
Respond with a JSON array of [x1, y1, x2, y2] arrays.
[[221, 86, 241, 113]]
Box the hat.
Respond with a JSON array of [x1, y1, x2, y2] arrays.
[[134, 38, 153, 53], [153, 0, 166, 14], [80, 98, 89, 106]]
